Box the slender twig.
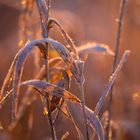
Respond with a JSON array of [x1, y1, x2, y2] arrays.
[[36, 0, 56, 140], [106, 0, 127, 139]]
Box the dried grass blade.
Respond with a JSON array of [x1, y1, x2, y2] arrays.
[[85, 106, 105, 140], [48, 18, 78, 58], [49, 80, 65, 112], [36, 0, 48, 37], [11, 38, 77, 119], [94, 50, 130, 115], [50, 69, 70, 112], [21, 80, 80, 103], [52, 69, 70, 123], [77, 42, 114, 56]]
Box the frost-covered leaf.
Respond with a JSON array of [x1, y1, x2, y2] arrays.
[[48, 18, 78, 58], [78, 42, 114, 56], [85, 106, 105, 140], [11, 38, 81, 118], [21, 80, 80, 103], [94, 50, 130, 114]]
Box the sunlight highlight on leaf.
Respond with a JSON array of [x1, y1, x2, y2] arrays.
[[78, 42, 114, 56]]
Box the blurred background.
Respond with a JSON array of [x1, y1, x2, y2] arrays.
[[0, 0, 140, 140]]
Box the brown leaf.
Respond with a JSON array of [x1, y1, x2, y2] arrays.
[[50, 69, 70, 112]]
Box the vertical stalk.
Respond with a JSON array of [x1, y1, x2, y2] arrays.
[[106, 0, 127, 140], [36, 0, 56, 140], [80, 82, 90, 140], [78, 61, 90, 140]]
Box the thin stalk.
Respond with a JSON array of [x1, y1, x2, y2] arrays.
[[78, 61, 89, 140], [106, 0, 127, 140], [80, 82, 90, 140], [36, 0, 56, 140]]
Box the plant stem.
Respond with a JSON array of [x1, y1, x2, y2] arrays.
[[106, 0, 127, 140], [78, 61, 90, 140], [36, 0, 56, 139], [80, 82, 90, 140]]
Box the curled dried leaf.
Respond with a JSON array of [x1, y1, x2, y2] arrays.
[[48, 18, 78, 59], [49, 80, 65, 112], [50, 69, 70, 112], [2, 37, 83, 120], [12, 38, 82, 119]]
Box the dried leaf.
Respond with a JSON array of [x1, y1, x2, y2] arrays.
[[85, 106, 105, 140], [11, 38, 81, 118], [21, 80, 80, 103], [48, 18, 78, 58], [77, 42, 114, 56], [49, 80, 65, 112], [50, 69, 70, 112]]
